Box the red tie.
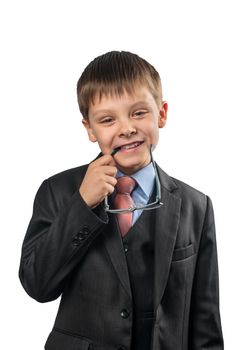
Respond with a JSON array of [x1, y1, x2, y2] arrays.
[[114, 176, 136, 237]]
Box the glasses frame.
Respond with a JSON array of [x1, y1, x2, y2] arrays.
[[104, 145, 163, 213]]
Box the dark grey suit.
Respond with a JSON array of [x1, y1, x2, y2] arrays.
[[19, 162, 223, 349]]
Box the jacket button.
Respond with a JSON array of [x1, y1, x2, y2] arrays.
[[78, 232, 86, 241], [124, 244, 129, 253], [82, 225, 89, 235], [72, 230, 87, 246], [120, 309, 130, 319], [72, 235, 80, 246]]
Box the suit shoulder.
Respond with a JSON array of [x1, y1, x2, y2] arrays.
[[48, 164, 88, 181], [171, 176, 209, 209], [172, 176, 205, 196], [157, 165, 207, 202], [45, 164, 88, 193]]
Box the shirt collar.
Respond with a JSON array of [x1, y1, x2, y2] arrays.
[[116, 162, 155, 198]]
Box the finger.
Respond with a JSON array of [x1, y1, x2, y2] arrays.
[[104, 183, 117, 196], [97, 176, 117, 196], [93, 154, 115, 166], [104, 175, 117, 187], [97, 183, 116, 204], [103, 166, 117, 177]]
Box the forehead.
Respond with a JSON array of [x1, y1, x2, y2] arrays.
[[89, 86, 157, 114]]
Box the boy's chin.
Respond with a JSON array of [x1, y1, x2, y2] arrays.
[[115, 160, 149, 175]]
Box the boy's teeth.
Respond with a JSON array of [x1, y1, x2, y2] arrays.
[[122, 142, 141, 150]]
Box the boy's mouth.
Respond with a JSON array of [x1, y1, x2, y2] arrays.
[[113, 141, 144, 153]]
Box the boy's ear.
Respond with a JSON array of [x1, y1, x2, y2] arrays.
[[82, 119, 97, 142], [158, 101, 168, 128]]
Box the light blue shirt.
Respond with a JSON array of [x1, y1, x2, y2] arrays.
[[116, 162, 155, 224]]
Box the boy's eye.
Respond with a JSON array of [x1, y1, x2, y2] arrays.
[[133, 110, 148, 117], [100, 117, 114, 124]]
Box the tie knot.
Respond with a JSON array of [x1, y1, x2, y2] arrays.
[[116, 176, 136, 195]]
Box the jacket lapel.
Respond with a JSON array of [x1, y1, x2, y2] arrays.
[[153, 166, 181, 309], [103, 216, 132, 300]]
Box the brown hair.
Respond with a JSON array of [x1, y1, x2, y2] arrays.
[[77, 51, 163, 119]]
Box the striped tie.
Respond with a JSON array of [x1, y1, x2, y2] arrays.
[[114, 176, 136, 237]]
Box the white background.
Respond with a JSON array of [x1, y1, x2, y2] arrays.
[[1, 0, 237, 348]]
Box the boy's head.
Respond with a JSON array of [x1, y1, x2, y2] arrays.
[[77, 51, 163, 119], [77, 51, 168, 174]]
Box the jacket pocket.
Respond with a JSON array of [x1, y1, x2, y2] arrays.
[[45, 328, 91, 350], [172, 243, 195, 262]]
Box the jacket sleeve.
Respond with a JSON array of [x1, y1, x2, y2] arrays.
[[190, 196, 224, 349], [19, 178, 108, 303]]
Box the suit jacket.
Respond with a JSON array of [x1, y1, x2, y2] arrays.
[[19, 162, 223, 350]]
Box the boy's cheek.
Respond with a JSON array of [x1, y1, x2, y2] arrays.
[[97, 143, 112, 155]]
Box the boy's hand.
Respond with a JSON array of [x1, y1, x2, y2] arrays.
[[79, 155, 117, 208]]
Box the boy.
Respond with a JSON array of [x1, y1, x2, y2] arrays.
[[19, 51, 223, 350]]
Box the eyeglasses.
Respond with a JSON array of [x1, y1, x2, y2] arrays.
[[104, 145, 163, 213]]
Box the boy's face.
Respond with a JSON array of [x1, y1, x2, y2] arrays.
[[83, 86, 168, 174]]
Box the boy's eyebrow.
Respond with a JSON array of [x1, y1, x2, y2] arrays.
[[130, 100, 150, 108], [91, 100, 150, 116]]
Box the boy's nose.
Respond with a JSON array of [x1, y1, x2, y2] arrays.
[[119, 121, 137, 137]]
